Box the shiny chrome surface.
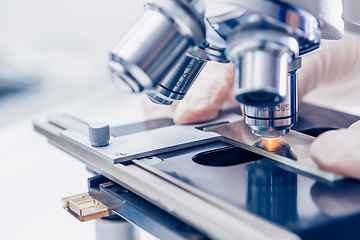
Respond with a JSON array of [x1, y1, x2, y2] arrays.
[[109, 0, 205, 93], [206, 0, 321, 55], [203, 19, 229, 63], [205, 121, 344, 182], [244, 58, 300, 137], [245, 116, 297, 138], [145, 45, 208, 105], [204, 0, 320, 137], [227, 29, 299, 106], [213, 0, 319, 107]]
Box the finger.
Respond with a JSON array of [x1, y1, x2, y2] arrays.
[[310, 128, 360, 179], [173, 62, 235, 124], [141, 94, 178, 120]]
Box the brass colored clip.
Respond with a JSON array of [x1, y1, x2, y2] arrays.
[[62, 193, 114, 222]]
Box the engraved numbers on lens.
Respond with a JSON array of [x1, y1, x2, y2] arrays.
[[276, 104, 290, 112], [261, 104, 290, 112], [176, 63, 194, 88]]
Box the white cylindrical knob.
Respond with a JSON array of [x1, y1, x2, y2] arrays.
[[89, 123, 110, 147]]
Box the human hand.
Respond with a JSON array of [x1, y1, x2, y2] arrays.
[[302, 33, 360, 179], [142, 61, 236, 123], [310, 120, 360, 179]]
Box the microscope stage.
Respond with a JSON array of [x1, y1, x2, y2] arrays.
[[34, 103, 360, 240]]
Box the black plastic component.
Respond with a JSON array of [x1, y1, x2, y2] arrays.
[[193, 146, 264, 166]]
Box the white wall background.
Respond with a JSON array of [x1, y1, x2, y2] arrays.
[[0, 0, 144, 126], [0, 1, 157, 239]]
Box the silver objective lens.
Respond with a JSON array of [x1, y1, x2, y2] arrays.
[[145, 45, 208, 105], [108, 0, 206, 101], [244, 58, 301, 138], [208, 0, 321, 138], [226, 29, 299, 107]]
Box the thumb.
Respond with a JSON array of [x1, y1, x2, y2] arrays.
[[310, 120, 360, 179], [173, 61, 235, 124]]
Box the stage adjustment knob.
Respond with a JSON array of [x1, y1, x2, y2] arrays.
[[89, 123, 110, 147]]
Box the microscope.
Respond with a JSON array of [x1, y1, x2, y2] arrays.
[[35, 1, 360, 239], [108, 0, 336, 138]]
